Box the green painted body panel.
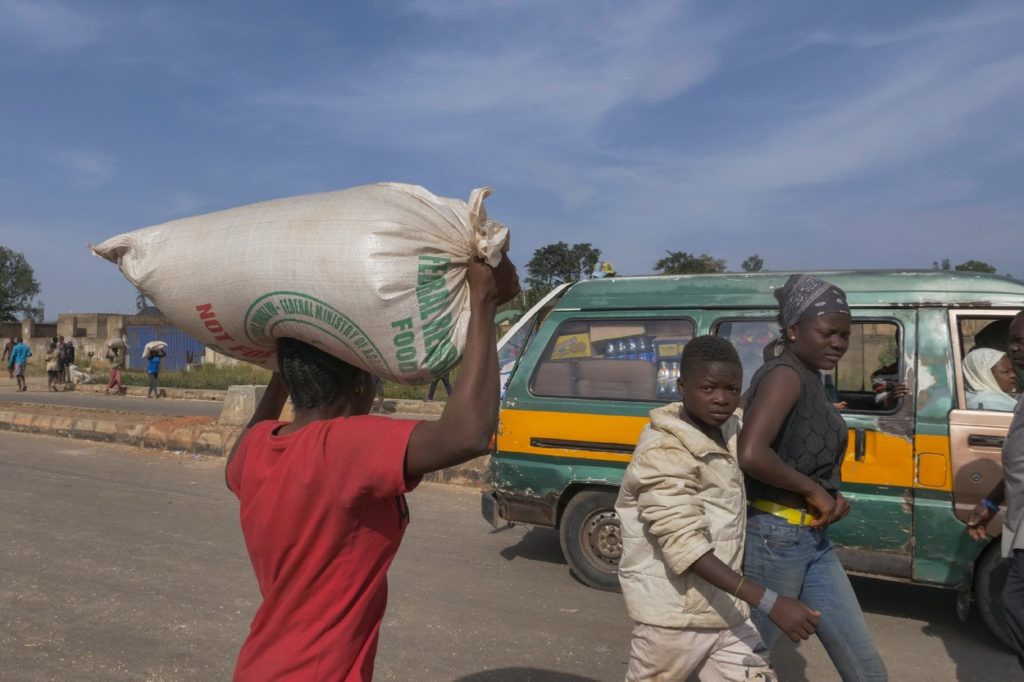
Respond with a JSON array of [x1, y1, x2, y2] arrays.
[[829, 483, 912, 553], [491, 452, 626, 499], [555, 270, 1024, 313], [915, 308, 956, 431], [911, 489, 988, 585]]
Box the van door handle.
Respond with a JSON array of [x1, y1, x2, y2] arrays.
[[854, 428, 866, 462], [968, 435, 1006, 448]]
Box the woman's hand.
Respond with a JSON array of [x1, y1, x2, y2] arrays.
[[966, 502, 994, 541], [769, 596, 820, 642], [805, 485, 836, 528]]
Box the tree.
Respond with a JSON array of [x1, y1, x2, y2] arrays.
[[0, 246, 43, 321], [741, 254, 764, 272], [525, 242, 601, 300], [954, 259, 997, 273], [932, 258, 951, 271], [654, 251, 726, 275]]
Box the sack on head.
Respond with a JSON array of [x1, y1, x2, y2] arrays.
[[91, 183, 509, 384]]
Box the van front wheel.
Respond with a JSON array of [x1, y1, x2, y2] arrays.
[[559, 490, 621, 591], [975, 542, 1014, 649]]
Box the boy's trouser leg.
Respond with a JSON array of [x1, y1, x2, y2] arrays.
[[1004, 550, 1024, 670], [149, 372, 158, 396], [692, 619, 776, 682], [625, 623, 715, 681]]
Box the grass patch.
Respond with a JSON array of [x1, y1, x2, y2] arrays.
[[122, 364, 272, 391], [121, 364, 455, 401]]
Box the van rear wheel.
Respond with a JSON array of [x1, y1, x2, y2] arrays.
[[559, 490, 621, 591], [975, 542, 1014, 649]]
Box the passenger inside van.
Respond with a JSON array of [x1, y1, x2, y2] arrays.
[[964, 348, 1018, 411]]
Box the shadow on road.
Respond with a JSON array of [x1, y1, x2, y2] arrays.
[[454, 668, 600, 681], [498, 527, 566, 565], [851, 576, 1013, 681]]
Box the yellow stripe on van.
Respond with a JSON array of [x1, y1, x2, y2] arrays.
[[498, 409, 647, 463], [840, 430, 914, 489], [500, 411, 952, 491]]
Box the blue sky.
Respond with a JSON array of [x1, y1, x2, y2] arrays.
[[2, 0, 1022, 318]]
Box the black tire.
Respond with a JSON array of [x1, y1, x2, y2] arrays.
[[559, 490, 621, 591], [975, 542, 1014, 649]]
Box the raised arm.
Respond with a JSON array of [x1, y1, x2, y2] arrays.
[[738, 367, 841, 526], [404, 256, 519, 478], [224, 372, 289, 489]]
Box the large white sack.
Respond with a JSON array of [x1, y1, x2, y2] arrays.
[[143, 340, 167, 359], [91, 183, 509, 384]]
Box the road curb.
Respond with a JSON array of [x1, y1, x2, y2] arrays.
[[0, 404, 487, 488], [68, 383, 448, 415], [0, 407, 241, 456]]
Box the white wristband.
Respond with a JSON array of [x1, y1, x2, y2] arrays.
[[756, 588, 778, 615]]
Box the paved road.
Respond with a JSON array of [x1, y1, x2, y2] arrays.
[[0, 432, 1017, 681], [0, 386, 224, 417]]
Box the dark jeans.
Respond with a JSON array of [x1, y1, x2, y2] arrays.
[[1005, 549, 1024, 670], [427, 374, 452, 400], [743, 511, 887, 681], [148, 372, 159, 397]]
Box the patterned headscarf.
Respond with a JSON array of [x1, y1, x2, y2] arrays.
[[776, 274, 850, 329]]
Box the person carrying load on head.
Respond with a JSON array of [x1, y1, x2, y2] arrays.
[[225, 255, 520, 681]]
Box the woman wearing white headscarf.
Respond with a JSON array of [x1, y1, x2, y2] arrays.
[[965, 348, 1018, 411]]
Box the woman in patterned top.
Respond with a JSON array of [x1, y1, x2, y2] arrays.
[[738, 274, 887, 681]]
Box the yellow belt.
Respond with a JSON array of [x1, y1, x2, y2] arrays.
[[750, 499, 816, 527]]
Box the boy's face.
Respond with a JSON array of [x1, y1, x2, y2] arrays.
[[677, 361, 742, 428]]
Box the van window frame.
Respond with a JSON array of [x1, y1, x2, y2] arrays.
[[527, 314, 697, 403], [949, 309, 1020, 412], [710, 315, 906, 416]]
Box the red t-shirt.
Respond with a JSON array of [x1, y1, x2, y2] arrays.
[[226, 415, 421, 681]]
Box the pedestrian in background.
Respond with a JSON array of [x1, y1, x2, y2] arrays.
[[2, 336, 14, 379], [147, 348, 164, 398], [106, 345, 123, 396], [966, 310, 1024, 670], [56, 336, 67, 384], [739, 274, 887, 680], [426, 372, 452, 401], [9, 337, 31, 392], [61, 338, 75, 385], [45, 341, 60, 392]]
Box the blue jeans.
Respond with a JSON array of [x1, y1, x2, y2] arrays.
[[743, 511, 887, 681]]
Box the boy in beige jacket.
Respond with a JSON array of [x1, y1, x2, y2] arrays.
[[616, 336, 819, 681]]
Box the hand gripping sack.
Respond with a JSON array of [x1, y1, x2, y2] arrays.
[[91, 183, 509, 384]]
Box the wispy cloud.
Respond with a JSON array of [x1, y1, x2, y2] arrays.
[[251, 1, 727, 143], [797, 3, 1024, 50], [0, 0, 103, 51], [54, 150, 115, 191]]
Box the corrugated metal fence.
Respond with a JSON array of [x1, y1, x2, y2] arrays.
[[125, 325, 205, 372]]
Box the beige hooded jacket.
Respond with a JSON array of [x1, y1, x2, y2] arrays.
[[615, 403, 749, 629]]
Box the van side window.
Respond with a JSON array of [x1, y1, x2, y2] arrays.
[[955, 316, 1019, 412], [530, 319, 695, 401], [825, 321, 903, 413], [713, 319, 778, 392]]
